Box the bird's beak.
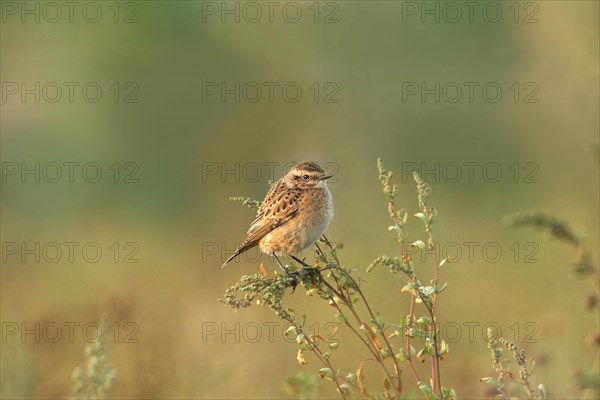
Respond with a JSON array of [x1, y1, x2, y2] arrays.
[[321, 173, 334, 180]]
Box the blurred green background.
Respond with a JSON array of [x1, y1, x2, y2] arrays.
[[1, 1, 598, 398]]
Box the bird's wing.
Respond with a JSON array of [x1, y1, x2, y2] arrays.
[[243, 182, 302, 246], [221, 182, 301, 267]]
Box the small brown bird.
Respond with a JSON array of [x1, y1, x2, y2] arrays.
[[222, 161, 334, 269]]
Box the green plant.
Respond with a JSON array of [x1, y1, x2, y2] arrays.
[[70, 313, 117, 400], [367, 160, 455, 399], [503, 211, 596, 278], [481, 328, 546, 399], [220, 159, 457, 399], [504, 210, 599, 397]]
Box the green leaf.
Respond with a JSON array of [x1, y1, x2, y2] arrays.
[[380, 348, 392, 359], [396, 349, 409, 361], [383, 188, 391, 200], [318, 368, 335, 381], [407, 327, 427, 339], [480, 377, 497, 385], [421, 286, 435, 297], [411, 240, 426, 250], [286, 308, 296, 320], [335, 312, 347, 324], [436, 282, 448, 294], [441, 387, 457, 400], [372, 312, 385, 330], [438, 339, 449, 357], [399, 208, 408, 225], [346, 372, 357, 384], [414, 213, 430, 225], [359, 323, 370, 335], [284, 326, 297, 337], [337, 384, 353, 398], [417, 381, 433, 397], [538, 384, 547, 399], [388, 225, 402, 233]]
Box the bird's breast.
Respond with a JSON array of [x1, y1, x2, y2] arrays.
[[259, 187, 333, 255], [297, 187, 333, 247]]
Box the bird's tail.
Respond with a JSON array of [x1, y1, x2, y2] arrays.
[[221, 242, 257, 268]]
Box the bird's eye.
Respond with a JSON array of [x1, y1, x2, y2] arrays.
[[303, 174, 310, 180]]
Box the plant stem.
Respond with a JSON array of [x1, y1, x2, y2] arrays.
[[284, 317, 347, 399], [423, 206, 443, 396], [321, 279, 399, 391], [405, 293, 421, 383], [320, 241, 404, 394]]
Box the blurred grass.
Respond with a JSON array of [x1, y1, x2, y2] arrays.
[[1, 1, 599, 398]]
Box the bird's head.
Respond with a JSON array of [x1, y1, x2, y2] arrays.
[[285, 161, 333, 189]]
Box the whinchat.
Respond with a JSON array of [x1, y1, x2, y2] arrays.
[[222, 161, 334, 268]]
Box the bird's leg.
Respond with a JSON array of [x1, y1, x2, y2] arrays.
[[291, 255, 312, 268], [272, 253, 292, 276], [291, 255, 322, 286], [272, 253, 299, 291], [314, 242, 328, 263]]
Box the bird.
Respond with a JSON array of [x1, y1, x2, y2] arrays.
[[222, 161, 334, 270]]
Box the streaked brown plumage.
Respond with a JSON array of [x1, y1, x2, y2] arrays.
[[222, 161, 333, 268]]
